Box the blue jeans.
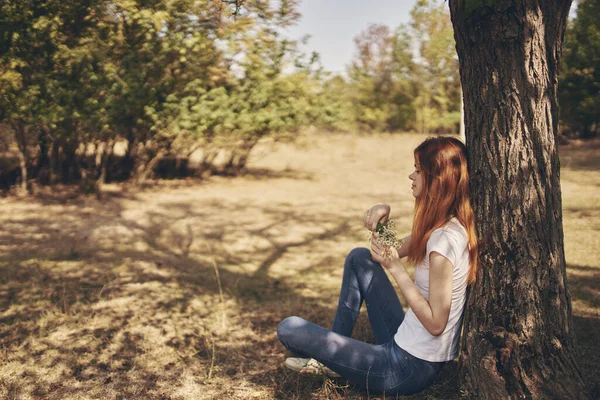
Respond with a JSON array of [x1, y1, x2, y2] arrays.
[[277, 247, 446, 396]]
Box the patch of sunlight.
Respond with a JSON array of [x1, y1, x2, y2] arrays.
[[173, 374, 208, 398], [121, 280, 172, 293], [91, 295, 137, 311], [1, 221, 41, 232], [130, 260, 173, 278], [126, 325, 181, 366], [0, 244, 20, 255], [570, 305, 600, 319], [0, 304, 23, 320], [297, 286, 328, 299], [189, 297, 211, 315], [47, 261, 92, 277], [225, 234, 274, 255], [37, 353, 71, 382], [89, 223, 149, 250], [47, 327, 87, 345], [35, 310, 69, 329], [202, 300, 240, 336]]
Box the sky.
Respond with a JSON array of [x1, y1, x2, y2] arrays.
[[285, 1, 579, 75], [286, 0, 418, 75]]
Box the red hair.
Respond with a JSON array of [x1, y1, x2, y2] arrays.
[[407, 136, 479, 284]]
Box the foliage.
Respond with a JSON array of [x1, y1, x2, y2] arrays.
[[342, 0, 460, 133], [346, 24, 416, 132], [559, 0, 600, 138], [0, 0, 332, 188], [2, 0, 593, 191], [410, 0, 461, 134]]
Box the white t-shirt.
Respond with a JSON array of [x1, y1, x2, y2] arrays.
[[393, 217, 470, 362]]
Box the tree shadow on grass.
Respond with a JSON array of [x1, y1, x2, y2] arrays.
[[566, 264, 600, 396], [572, 314, 600, 398], [0, 195, 387, 398], [235, 167, 315, 181], [0, 192, 465, 399], [560, 139, 600, 172], [9, 192, 593, 399], [568, 264, 600, 310]]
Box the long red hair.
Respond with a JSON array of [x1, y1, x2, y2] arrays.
[[407, 136, 479, 284]]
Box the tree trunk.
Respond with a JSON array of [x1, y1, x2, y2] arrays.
[[459, 87, 465, 142], [134, 148, 165, 185], [16, 146, 27, 194], [223, 136, 260, 175], [448, 1, 588, 398], [36, 128, 51, 184], [199, 149, 218, 178], [94, 140, 113, 199], [49, 140, 60, 184], [12, 121, 29, 194], [62, 144, 78, 183]]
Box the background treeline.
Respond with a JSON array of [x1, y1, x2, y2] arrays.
[[0, 0, 329, 192], [559, 0, 600, 139], [0, 0, 597, 193]]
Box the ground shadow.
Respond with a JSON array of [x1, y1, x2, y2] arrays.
[[1, 182, 597, 399], [559, 139, 600, 172], [0, 194, 388, 398]]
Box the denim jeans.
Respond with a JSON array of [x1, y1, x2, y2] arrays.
[[277, 247, 446, 396]]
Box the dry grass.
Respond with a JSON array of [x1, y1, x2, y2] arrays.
[[0, 132, 598, 399]]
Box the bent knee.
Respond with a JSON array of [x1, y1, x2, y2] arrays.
[[277, 316, 304, 341], [347, 247, 371, 261]]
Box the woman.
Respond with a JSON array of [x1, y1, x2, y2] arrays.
[[277, 136, 479, 396]]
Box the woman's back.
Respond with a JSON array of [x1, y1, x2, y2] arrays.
[[394, 217, 470, 362]]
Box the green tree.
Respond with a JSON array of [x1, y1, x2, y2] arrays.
[[559, 0, 600, 138], [156, 0, 324, 175], [313, 74, 355, 131], [98, 0, 226, 182], [0, 0, 108, 189], [347, 24, 416, 131], [410, 0, 460, 134], [345, 0, 459, 133], [0, 0, 373, 190], [0, 0, 256, 187]]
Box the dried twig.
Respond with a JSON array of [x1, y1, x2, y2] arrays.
[[207, 335, 216, 380], [212, 258, 224, 304]]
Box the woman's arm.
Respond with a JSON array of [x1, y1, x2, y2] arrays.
[[370, 236, 453, 336], [364, 205, 410, 259], [395, 235, 411, 259], [363, 203, 391, 231], [386, 253, 453, 336]]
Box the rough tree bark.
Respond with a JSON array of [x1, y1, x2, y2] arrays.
[[448, 1, 589, 398]]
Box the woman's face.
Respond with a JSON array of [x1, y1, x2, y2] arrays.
[[409, 156, 424, 198]]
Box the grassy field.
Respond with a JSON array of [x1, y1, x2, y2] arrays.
[[0, 133, 598, 399]]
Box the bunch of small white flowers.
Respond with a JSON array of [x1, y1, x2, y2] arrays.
[[366, 219, 405, 259]]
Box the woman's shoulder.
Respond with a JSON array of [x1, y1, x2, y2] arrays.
[[447, 217, 468, 236], [425, 219, 467, 264], [430, 218, 467, 244]]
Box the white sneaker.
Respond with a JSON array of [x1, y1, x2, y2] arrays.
[[284, 357, 310, 372], [284, 357, 341, 378]]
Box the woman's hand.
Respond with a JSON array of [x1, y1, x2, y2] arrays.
[[363, 204, 391, 231], [369, 232, 401, 269]]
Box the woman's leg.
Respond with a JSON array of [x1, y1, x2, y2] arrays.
[[331, 247, 405, 344], [278, 316, 413, 394]]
